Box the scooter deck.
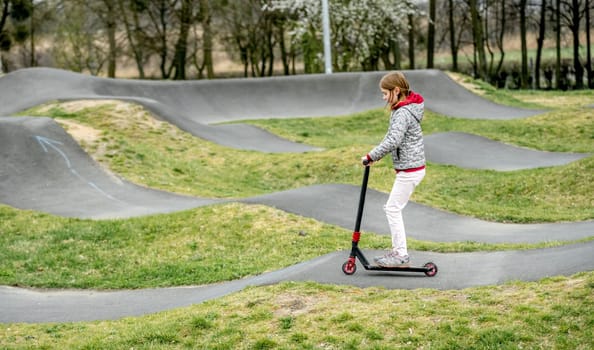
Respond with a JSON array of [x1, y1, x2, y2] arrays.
[[362, 264, 433, 273]]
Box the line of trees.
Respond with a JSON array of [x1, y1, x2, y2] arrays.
[[0, 0, 592, 89]]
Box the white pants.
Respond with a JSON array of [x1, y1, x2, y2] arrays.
[[384, 168, 425, 256]]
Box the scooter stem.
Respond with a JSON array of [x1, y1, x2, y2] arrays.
[[354, 165, 370, 233]]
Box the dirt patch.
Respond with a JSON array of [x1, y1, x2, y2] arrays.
[[59, 100, 114, 112], [47, 99, 165, 131], [56, 118, 101, 145], [273, 293, 327, 318], [445, 72, 486, 96]]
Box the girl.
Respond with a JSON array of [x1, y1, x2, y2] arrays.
[[362, 71, 426, 267]]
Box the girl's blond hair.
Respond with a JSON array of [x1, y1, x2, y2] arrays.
[[380, 71, 410, 109]]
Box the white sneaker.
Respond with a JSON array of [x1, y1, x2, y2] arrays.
[[375, 252, 410, 267]]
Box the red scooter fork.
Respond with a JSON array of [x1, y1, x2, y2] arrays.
[[346, 231, 361, 270]]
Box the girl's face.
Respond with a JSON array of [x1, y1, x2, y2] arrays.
[[381, 87, 400, 106]]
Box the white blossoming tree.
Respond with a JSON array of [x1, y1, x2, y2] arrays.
[[265, 0, 419, 73]]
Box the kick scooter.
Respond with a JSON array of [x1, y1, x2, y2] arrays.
[[341, 161, 438, 277]]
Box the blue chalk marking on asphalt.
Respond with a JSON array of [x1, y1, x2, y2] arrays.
[[34, 135, 118, 202], [35, 135, 71, 168], [88, 182, 119, 201]]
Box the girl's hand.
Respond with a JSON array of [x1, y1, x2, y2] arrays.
[[361, 156, 373, 166]]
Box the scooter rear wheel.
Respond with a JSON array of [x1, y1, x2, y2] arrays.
[[423, 262, 438, 277], [342, 261, 357, 275]]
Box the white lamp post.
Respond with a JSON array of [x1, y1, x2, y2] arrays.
[[322, 0, 332, 74]]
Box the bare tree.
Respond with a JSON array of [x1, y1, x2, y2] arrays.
[[0, 0, 32, 72], [535, 0, 547, 89], [197, 0, 214, 78], [569, 0, 584, 88], [484, 0, 495, 82], [448, 0, 458, 71], [470, 0, 487, 80], [219, 0, 270, 77], [144, 0, 174, 78], [51, 0, 106, 74], [273, 9, 290, 75], [117, 0, 148, 78], [172, 0, 193, 80], [1, 0, 13, 71], [427, 0, 435, 68], [519, 0, 529, 88], [12, 0, 52, 68], [555, 0, 562, 89], [584, 0, 592, 87], [558, 0, 586, 88], [85, 0, 118, 77], [408, 13, 415, 69], [493, 0, 507, 84], [443, 0, 470, 73]]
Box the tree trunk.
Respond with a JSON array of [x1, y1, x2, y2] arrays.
[[470, 0, 487, 80], [276, 20, 289, 75], [520, 0, 529, 88], [448, 0, 458, 71], [29, 0, 36, 66], [199, 0, 214, 79], [158, 0, 169, 78], [266, 21, 274, 76], [485, 1, 494, 81], [393, 39, 401, 69], [0, 0, 8, 33], [118, 0, 145, 78], [570, 0, 584, 88], [535, 0, 547, 89], [173, 0, 192, 80], [380, 39, 400, 70], [495, 0, 506, 80], [427, 0, 435, 68], [585, 0, 592, 87], [555, 0, 561, 89], [408, 14, 415, 69], [105, 0, 117, 78]]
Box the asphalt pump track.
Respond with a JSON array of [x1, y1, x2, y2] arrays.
[[0, 68, 592, 323]]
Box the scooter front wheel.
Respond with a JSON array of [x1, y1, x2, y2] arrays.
[[342, 261, 357, 275], [423, 262, 438, 277]]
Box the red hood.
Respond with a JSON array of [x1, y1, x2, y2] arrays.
[[393, 91, 424, 110]]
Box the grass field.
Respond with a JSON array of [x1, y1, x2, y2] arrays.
[[1, 75, 593, 349]]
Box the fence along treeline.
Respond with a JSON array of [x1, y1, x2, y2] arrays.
[[0, 0, 591, 89]]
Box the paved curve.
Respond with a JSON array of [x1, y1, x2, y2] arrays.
[[0, 69, 585, 167], [2, 242, 593, 323], [425, 132, 589, 170], [0, 117, 223, 219], [0, 68, 592, 323], [0, 68, 545, 153], [1, 117, 591, 243], [0, 68, 544, 122]]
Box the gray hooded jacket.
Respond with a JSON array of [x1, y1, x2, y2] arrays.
[[368, 92, 425, 170]]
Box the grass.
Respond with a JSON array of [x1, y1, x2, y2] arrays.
[[1, 74, 592, 348], [1, 274, 593, 349], [0, 203, 387, 289], [2, 202, 589, 290]]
